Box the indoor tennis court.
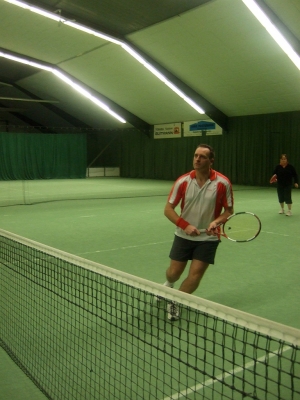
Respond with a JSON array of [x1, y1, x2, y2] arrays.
[[1, 178, 299, 328], [1, 178, 300, 399], [1, 0, 300, 398]]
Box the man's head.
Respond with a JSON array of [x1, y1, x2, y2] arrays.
[[193, 144, 215, 171], [196, 144, 215, 160]]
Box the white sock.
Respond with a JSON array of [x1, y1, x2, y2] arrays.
[[164, 280, 174, 288]]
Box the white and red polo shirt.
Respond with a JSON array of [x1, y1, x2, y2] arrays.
[[168, 169, 233, 241]]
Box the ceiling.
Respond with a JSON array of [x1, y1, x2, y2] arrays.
[[0, 0, 300, 134]]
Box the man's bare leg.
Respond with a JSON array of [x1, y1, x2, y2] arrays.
[[178, 259, 209, 294]]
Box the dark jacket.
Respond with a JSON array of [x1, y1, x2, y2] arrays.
[[273, 164, 298, 187]]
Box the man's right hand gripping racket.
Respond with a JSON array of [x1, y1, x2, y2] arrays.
[[203, 212, 262, 243]]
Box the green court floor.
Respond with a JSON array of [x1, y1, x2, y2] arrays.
[[1, 178, 299, 399]]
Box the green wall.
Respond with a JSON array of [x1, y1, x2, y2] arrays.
[[87, 111, 300, 186], [0, 133, 87, 180], [2, 110, 299, 185]]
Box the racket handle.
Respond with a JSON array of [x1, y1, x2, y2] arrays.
[[199, 225, 221, 233]]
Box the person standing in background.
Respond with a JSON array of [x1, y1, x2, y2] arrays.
[[270, 154, 298, 216]]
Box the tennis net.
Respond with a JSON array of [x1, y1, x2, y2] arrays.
[[0, 179, 273, 207], [0, 178, 172, 207], [0, 229, 299, 400]]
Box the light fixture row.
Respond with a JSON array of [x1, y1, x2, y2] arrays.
[[3, 0, 206, 122], [0, 50, 127, 123], [242, 0, 300, 70], [3, 0, 299, 124]]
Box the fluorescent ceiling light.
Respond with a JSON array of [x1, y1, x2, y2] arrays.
[[52, 70, 126, 122], [242, 0, 300, 70], [5, 0, 122, 44], [0, 51, 53, 71], [64, 21, 122, 44], [0, 51, 127, 123], [4, 0, 205, 114], [122, 44, 205, 114], [5, 0, 63, 22]]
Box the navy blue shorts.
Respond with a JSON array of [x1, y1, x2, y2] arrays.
[[277, 184, 292, 204], [169, 235, 220, 264]]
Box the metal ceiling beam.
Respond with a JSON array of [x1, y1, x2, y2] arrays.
[[15, 83, 151, 133], [0, 105, 57, 133], [0, 97, 59, 103], [0, 81, 13, 87], [13, 84, 93, 129]]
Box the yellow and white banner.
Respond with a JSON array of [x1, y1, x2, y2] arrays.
[[154, 123, 182, 139], [183, 119, 222, 137]]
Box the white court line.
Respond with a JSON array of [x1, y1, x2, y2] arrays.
[[261, 230, 290, 237], [76, 230, 293, 256], [77, 240, 172, 255], [162, 345, 291, 400]]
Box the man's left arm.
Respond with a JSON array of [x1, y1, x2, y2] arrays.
[[208, 206, 234, 231], [208, 181, 234, 231]]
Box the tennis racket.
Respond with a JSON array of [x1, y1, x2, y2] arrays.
[[270, 174, 277, 183], [202, 212, 261, 242]]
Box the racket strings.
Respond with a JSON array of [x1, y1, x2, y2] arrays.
[[223, 214, 261, 242]]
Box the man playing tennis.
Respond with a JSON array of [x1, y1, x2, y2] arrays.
[[162, 144, 234, 320]]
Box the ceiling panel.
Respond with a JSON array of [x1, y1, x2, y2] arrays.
[[128, 0, 300, 117], [59, 45, 204, 125], [0, 0, 300, 132]]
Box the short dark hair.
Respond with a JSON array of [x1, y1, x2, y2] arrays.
[[196, 144, 215, 159]]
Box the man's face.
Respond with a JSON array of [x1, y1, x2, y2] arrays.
[[193, 147, 213, 170]]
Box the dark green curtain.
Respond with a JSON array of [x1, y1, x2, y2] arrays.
[[221, 111, 300, 186], [87, 110, 300, 186], [0, 133, 87, 180]]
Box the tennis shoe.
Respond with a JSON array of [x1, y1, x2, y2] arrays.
[[156, 282, 174, 302], [167, 301, 180, 321], [278, 209, 285, 214], [286, 210, 292, 216]]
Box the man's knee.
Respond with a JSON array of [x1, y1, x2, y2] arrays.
[[167, 260, 187, 279]]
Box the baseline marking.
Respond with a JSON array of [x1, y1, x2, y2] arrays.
[[162, 345, 291, 400], [77, 240, 172, 255]]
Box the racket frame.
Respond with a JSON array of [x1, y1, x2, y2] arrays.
[[220, 211, 261, 242]]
